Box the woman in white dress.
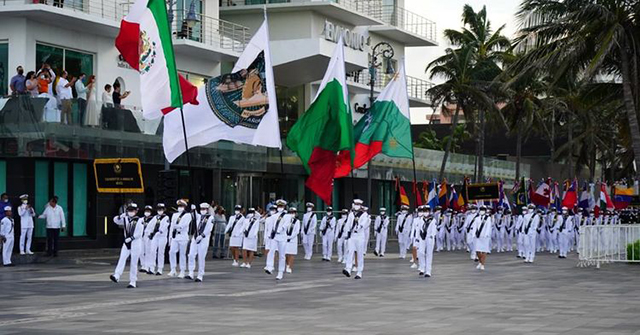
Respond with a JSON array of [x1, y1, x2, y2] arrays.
[[473, 206, 493, 270], [84, 75, 100, 127], [285, 208, 300, 274]]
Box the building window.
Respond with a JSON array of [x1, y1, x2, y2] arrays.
[[277, 85, 305, 138], [0, 42, 7, 96], [175, 0, 204, 42], [35, 43, 94, 81], [179, 71, 207, 88]]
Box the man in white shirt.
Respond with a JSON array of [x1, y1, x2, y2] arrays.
[[1, 206, 15, 266], [38, 196, 66, 257], [56, 71, 76, 125], [18, 194, 36, 255], [74, 73, 88, 126]]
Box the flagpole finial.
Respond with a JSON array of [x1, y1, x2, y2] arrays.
[[263, 4, 267, 19]]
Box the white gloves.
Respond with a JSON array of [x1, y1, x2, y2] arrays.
[[125, 238, 132, 243], [196, 236, 203, 243]]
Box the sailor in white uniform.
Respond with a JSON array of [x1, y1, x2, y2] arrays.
[[416, 206, 438, 277], [335, 209, 349, 262], [373, 207, 389, 257], [168, 200, 192, 278], [556, 207, 574, 258], [342, 199, 368, 279], [464, 205, 479, 261], [110, 203, 144, 288], [18, 194, 35, 255], [187, 203, 215, 281], [241, 208, 260, 268], [515, 206, 528, 258], [285, 207, 301, 274], [264, 200, 289, 280], [1, 206, 15, 266], [147, 203, 169, 275], [319, 207, 336, 261], [139, 205, 154, 274], [471, 206, 492, 271], [301, 202, 317, 260], [225, 205, 245, 267], [523, 208, 541, 263], [395, 205, 412, 259]]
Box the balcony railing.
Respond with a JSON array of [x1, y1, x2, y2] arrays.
[[370, 5, 437, 43], [221, 0, 379, 18], [0, 0, 250, 52], [347, 70, 433, 103]]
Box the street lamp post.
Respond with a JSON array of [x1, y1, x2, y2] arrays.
[[367, 41, 394, 208]]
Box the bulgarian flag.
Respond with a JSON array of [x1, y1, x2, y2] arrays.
[[115, 0, 198, 119], [334, 60, 413, 177], [286, 35, 354, 205]]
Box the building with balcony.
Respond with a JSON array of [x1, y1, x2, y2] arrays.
[[0, 0, 529, 250]]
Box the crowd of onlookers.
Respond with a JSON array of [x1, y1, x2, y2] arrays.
[[7, 64, 130, 127]]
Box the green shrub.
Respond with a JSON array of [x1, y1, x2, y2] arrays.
[[627, 240, 640, 261]]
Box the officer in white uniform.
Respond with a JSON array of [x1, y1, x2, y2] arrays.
[[515, 206, 528, 258], [139, 205, 154, 273], [241, 208, 260, 268], [285, 207, 301, 273], [416, 206, 438, 277], [374, 207, 389, 257], [169, 200, 192, 278], [147, 203, 169, 275], [18, 194, 35, 255], [362, 206, 371, 255], [110, 203, 144, 288], [1, 206, 15, 266], [301, 202, 317, 260], [263, 206, 277, 265], [265, 200, 289, 280], [472, 206, 492, 270], [187, 203, 215, 281], [523, 207, 541, 263], [410, 207, 428, 269], [464, 205, 479, 260], [395, 205, 412, 259], [335, 209, 349, 263], [556, 207, 574, 258], [319, 207, 336, 261], [342, 199, 368, 279], [225, 205, 245, 267]]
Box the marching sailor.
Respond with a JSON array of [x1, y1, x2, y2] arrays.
[[556, 207, 574, 258], [464, 204, 479, 261], [18, 194, 35, 255], [335, 209, 349, 263], [395, 205, 412, 259], [515, 206, 527, 258], [301, 202, 317, 260], [140, 205, 154, 274], [241, 208, 260, 269], [1, 206, 15, 266], [417, 206, 438, 277], [285, 207, 301, 274], [264, 200, 289, 280], [410, 207, 428, 269], [472, 206, 492, 271], [523, 207, 541, 263], [374, 207, 389, 257], [342, 199, 367, 279], [169, 200, 192, 278], [547, 208, 559, 253], [503, 209, 514, 252], [225, 205, 245, 267], [263, 206, 277, 263], [436, 207, 447, 252], [362, 206, 371, 255], [187, 203, 215, 281], [444, 209, 455, 251], [147, 203, 169, 275], [110, 203, 144, 288], [319, 207, 336, 261]]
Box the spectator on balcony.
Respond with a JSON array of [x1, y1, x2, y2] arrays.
[[25, 71, 39, 97], [112, 82, 130, 109], [56, 71, 76, 125], [85, 75, 100, 127], [102, 84, 113, 108], [75, 73, 90, 125], [37, 67, 53, 95], [10, 66, 26, 96]]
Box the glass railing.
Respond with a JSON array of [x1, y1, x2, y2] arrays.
[[347, 70, 433, 103], [0, 0, 251, 52], [221, 0, 379, 18], [370, 5, 437, 43]]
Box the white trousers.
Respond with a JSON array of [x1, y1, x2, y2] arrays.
[[445, 230, 455, 251], [375, 231, 387, 255], [524, 234, 536, 262], [169, 239, 188, 272], [466, 233, 476, 260], [113, 242, 141, 285], [322, 233, 334, 259], [436, 231, 445, 251], [345, 237, 364, 275], [549, 231, 559, 253], [20, 228, 33, 253], [266, 239, 287, 275], [150, 236, 167, 273], [336, 238, 345, 260], [141, 237, 152, 270], [188, 238, 210, 278], [517, 233, 525, 257], [418, 237, 435, 275], [2, 237, 13, 265], [558, 232, 571, 257], [398, 234, 410, 258], [302, 233, 315, 259], [363, 230, 370, 254]]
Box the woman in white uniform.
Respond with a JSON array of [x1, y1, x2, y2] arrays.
[[473, 206, 493, 271], [241, 208, 260, 269], [224, 205, 245, 267], [285, 207, 301, 274]]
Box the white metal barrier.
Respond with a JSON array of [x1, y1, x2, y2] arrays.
[[578, 225, 640, 268]]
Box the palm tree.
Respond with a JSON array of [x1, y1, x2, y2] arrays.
[[513, 0, 640, 177]]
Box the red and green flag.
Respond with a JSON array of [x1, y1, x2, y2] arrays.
[[286, 35, 354, 205]]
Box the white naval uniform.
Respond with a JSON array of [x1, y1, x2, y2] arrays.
[[464, 212, 479, 259], [335, 216, 347, 262], [301, 212, 317, 260], [112, 215, 144, 286], [1, 217, 15, 265], [362, 212, 371, 255], [319, 214, 336, 260], [344, 211, 368, 277], [472, 214, 493, 253], [188, 213, 214, 280], [139, 215, 154, 271], [548, 214, 559, 253], [395, 212, 412, 258], [436, 213, 447, 252], [444, 214, 455, 251], [556, 214, 575, 257], [265, 211, 289, 276], [242, 214, 260, 252], [515, 214, 525, 257], [169, 211, 192, 274], [374, 215, 389, 255], [18, 204, 35, 254], [285, 216, 301, 255], [523, 213, 540, 262], [263, 213, 273, 251], [503, 215, 514, 251], [225, 213, 245, 247], [417, 215, 438, 275], [147, 214, 169, 274]]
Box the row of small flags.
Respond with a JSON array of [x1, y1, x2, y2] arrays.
[[395, 176, 638, 213]]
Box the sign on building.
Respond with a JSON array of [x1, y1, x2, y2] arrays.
[[323, 20, 369, 51], [466, 183, 500, 201], [93, 158, 144, 193]]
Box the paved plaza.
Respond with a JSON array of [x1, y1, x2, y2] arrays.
[[0, 250, 639, 334]]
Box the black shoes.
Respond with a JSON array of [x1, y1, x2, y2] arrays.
[[342, 269, 351, 278], [354, 275, 362, 280], [109, 275, 118, 283]]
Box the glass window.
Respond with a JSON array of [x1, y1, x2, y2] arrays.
[[35, 44, 64, 77], [65, 49, 94, 78], [0, 43, 7, 96], [175, 0, 203, 42], [35, 43, 94, 79], [276, 85, 305, 138]]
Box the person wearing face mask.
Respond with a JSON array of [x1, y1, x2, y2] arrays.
[[18, 194, 36, 255], [147, 203, 170, 275], [1, 206, 15, 266], [472, 206, 492, 270], [374, 207, 389, 257], [556, 207, 574, 258], [521, 206, 540, 263], [547, 208, 559, 253], [139, 205, 155, 274], [343, 199, 367, 279], [319, 207, 336, 261], [362, 206, 371, 256], [300, 202, 317, 260], [168, 199, 192, 278], [416, 206, 438, 277], [464, 204, 479, 261], [335, 209, 349, 263], [410, 207, 427, 270], [515, 206, 527, 258], [186, 203, 215, 281], [110, 203, 143, 288], [395, 205, 412, 259], [285, 207, 301, 274], [241, 208, 260, 269], [225, 205, 245, 267], [264, 200, 289, 280], [0, 193, 10, 220], [263, 205, 277, 264]]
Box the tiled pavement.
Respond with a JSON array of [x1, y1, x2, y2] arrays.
[[0, 250, 639, 334]]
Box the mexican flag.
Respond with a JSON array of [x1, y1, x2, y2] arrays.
[[286, 35, 354, 205], [599, 182, 615, 212], [335, 60, 413, 177], [115, 0, 198, 119]]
